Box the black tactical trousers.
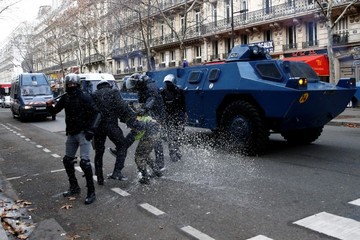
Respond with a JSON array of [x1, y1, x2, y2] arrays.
[[94, 122, 127, 177]]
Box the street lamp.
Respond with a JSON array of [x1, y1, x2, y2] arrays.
[[231, 1, 248, 48]]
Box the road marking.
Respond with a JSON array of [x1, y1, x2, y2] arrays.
[[51, 169, 65, 173], [294, 211, 360, 240], [6, 176, 22, 181], [111, 187, 130, 197], [51, 154, 61, 158], [139, 203, 165, 216], [36, 145, 43, 148], [20, 135, 25, 138], [75, 166, 82, 172], [247, 235, 273, 240], [349, 199, 360, 206], [43, 148, 51, 153], [181, 226, 215, 240], [25, 138, 31, 141]]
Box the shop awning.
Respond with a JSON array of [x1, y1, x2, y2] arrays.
[[285, 55, 329, 76]]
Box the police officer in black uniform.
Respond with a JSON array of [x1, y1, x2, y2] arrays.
[[160, 74, 186, 162], [126, 73, 166, 170], [46, 73, 101, 205], [91, 80, 141, 184]]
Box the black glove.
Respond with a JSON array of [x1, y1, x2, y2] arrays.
[[84, 130, 94, 141], [137, 108, 147, 116]]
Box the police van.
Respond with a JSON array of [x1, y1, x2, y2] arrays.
[[10, 73, 56, 121], [78, 73, 119, 94]]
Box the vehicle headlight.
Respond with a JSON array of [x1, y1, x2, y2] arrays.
[[23, 105, 33, 110]]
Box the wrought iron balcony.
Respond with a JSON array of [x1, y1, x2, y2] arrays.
[[302, 40, 319, 48], [282, 43, 298, 51]]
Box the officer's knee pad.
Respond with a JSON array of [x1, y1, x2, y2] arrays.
[[63, 155, 76, 167], [80, 159, 91, 170]]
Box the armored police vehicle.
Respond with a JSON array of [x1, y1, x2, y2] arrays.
[[147, 44, 356, 156]]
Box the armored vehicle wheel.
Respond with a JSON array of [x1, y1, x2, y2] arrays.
[[52, 114, 56, 120], [281, 127, 323, 144], [219, 100, 268, 156]]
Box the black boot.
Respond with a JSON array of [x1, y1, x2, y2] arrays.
[[80, 159, 96, 205], [107, 150, 128, 181], [62, 156, 81, 197], [95, 159, 104, 185], [85, 187, 96, 205]]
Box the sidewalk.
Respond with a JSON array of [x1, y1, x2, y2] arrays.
[[328, 107, 360, 127]]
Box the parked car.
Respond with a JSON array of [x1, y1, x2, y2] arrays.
[[1, 96, 10, 108]]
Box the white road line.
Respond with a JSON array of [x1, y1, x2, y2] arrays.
[[139, 203, 165, 216], [294, 211, 360, 240], [43, 148, 51, 153], [36, 145, 43, 148], [6, 176, 22, 181], [25, 138, 30, 141], [111, 187, 130, 197], [51, 154, 61, 158], [16, 133, 21, 136], [75, 166, 82, 172], [181, 226, 215, 240], [349, 199, 360, 206], [247, 235, 273, 240], [51, 169, 65, 173], [20, 135, 25, 138]]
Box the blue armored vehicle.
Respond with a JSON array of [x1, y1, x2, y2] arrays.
[[146, 44, 356, 156]]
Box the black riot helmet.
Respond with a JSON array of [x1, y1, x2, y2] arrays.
[[64, 73, 81, 93], [97, 80, 111, 90]]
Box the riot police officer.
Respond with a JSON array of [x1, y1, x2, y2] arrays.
[[160, 74, 186, 162], [46, 73, 101, 205], [126, 73, 166, 170], [91, 80, 139, 184]]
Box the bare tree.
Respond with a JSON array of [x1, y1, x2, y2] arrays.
[[0, 0, 21, 16], [9, 22, 34, 72], [153, 0, 204, 62], [316, 0, 360, 83]]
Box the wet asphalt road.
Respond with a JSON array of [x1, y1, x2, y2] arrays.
[[0, 108, 360, 240]]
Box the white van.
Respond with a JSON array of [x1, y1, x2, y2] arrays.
[[78, 73, 119, 94]]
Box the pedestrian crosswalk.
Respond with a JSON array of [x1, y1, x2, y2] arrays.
[[246, 198, 360, 240], [292, 198, 360, 240]]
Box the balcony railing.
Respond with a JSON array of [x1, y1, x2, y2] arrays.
[[302, 40, 319, 48], [333, 32, 349, 45], [114, 0, 356, 56], [283, 43, 298, 51]]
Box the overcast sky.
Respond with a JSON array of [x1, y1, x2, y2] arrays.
[[0, 0, 53, 44]]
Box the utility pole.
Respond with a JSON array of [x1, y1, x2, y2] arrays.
[[231, 0, 234, 48]]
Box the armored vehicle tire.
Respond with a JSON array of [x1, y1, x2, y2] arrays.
[[281, 127, 323, 144], [52, 114, 56, 120], [219, 100, 269, 156]]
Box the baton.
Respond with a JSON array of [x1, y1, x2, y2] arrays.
[[53, 92, 67, 101]]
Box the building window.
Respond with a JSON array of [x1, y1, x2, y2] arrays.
[[212, 41, 219, 60], [212, 3, 217, 27], [180, 15, 185, 34], [287, 26, 297, 49], [307, 21, 317, 46], [195, 9, 200, 33], [161, 23, 165, 40], [170, 18, 175, 38], [225, 0, 231, 24], [241, 1, 248, 21], [241, 34, 249, 45], [195, 46, 201, 58], [161, 52, 165, 63], [171, 50, 175, 61], [264, 30, 272, 41], [265, 0, 272, 14]]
